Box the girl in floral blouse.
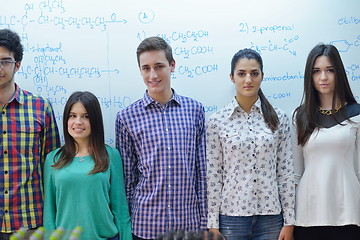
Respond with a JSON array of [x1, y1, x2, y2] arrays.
[[206, 48, 295, 240]]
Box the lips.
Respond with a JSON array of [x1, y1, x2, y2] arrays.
[[149, 80, 161, 87], [73, 128, 85, 133]]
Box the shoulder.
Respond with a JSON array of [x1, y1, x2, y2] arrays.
[[22, 89, 49, 104], [45, 148, 62, 166], [206, 104, 233, 128], [116, 98, 143, 119], [346, 103, 360, 118], [177, 95, 204, 109], [272, 107, 291, 126], [105, 145, 121, 157]]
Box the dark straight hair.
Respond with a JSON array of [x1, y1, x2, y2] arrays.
[[53, 91, 109, 174], [294, 44, 357, 146], [231, 48, 279, 132]]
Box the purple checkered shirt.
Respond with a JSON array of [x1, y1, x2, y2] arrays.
[[115, 90, 207, 239]]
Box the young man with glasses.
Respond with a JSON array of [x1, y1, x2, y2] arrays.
[[0, 29, 61, 239]]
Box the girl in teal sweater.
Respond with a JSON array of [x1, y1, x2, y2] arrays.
[[43, 91, 132, 240]]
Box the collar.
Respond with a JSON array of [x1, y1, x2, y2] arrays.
[[9, 84, 23, 105], [227, 97, 262, 119], [142, 88, 181, 108]]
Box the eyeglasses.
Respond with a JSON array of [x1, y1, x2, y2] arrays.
[[0, 60, 17, 69]]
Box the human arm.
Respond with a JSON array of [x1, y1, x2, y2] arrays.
[[195, 106, 208, 230], [109, 147, 133, 240], [115, 112, 139, 211], [206, 116, 224, 229], [291, 115, 305, 186], [276, 112, 296, 226], [355, 116, 360, 182], [43, 150, 58, 232], [41, 101, 61, 165], [278, 225, 294, 240]]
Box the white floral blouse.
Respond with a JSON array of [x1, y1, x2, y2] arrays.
[[206, 98, 295, 228]]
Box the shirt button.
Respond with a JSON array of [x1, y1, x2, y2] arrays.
[[167, 205, 171, 208], [167, 147, 171, 150], [168, 165, 171, 169], [252, 154, 255, 157], [4, 210, 8, 214], [4, 170, 8, 174], [4, 190, 8, 194], [249, 129, 253, 131], [165, 128, 169, 132], [168, 184, 171, 188], [3, 131, 6, 134], [253, 179, 257, 183], [2, 111, 5, 115], [4, 151, 8, 154]]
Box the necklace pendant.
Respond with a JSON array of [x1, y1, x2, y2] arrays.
[[79, 157, 84, 162]]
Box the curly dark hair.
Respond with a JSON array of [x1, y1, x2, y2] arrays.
[[0, 29, 24, 62]]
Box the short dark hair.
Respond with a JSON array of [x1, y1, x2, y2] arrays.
[[136, 36, 174, 66], [53, 91, 109, 174], [0, 29, 24, 62], [230, 48, 279, 132]]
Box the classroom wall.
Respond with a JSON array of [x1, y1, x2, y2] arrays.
[[2, 0, 360, 144]]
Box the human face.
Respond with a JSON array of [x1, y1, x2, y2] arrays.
[[231, 58, 263, 102], [0, 46, 20, 90], [67, 102, 91, 145], [312, 55, 335, 98], [139, 50, 175, 104]]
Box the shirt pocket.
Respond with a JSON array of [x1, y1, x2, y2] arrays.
[[16, 121, 42, 159]]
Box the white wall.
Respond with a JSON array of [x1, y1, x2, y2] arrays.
[[2, 0, 360, 144]]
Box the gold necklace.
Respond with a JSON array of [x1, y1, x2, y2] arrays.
[[318, 106, 341, 115]]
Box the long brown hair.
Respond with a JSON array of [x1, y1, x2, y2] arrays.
[[293, 44, 357, 146], [52, 91, 109, 174], [231, 48, 279, 132]]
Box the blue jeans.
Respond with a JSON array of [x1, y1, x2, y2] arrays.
[[219, 214, 283, 240]]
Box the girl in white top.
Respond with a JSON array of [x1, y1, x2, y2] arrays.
[[206, 48, 295, 240], [293, 44, 360, 240]]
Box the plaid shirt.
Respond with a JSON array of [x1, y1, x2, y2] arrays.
[[0, 85, 60, 233], [116, 90, 207, 239]]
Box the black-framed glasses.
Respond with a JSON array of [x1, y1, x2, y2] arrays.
[[0, 60, 17, 69]]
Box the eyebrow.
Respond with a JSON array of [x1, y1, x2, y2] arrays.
[[237, 69, 259, 72], [313, 65, 334, 69], [1, 57, 14, 61]]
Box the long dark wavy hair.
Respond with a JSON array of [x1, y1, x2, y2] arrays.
[[293, 44, 357, 146], [52, 91, 109, 174], [231, 48, 279, 132]]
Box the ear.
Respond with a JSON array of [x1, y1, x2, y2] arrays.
[[170, 60, 176, 72], [230, 74, 235, 83], [14, 61, 21, 73]]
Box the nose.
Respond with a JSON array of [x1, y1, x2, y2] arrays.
[[149, 68, 158, 79], [74, 117, 83, 124], [245, 74, 252, 83], [320, 70, 328, 81]]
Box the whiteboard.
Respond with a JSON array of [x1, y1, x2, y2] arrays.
[[2, 0, 360, 145]]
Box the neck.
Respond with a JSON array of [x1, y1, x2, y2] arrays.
[[319, 94, 340, 109], [75, 141, 91, 157], [235, 95, 258, 113], [0, 82, 16, 106], [149, 89, 173, 106]]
